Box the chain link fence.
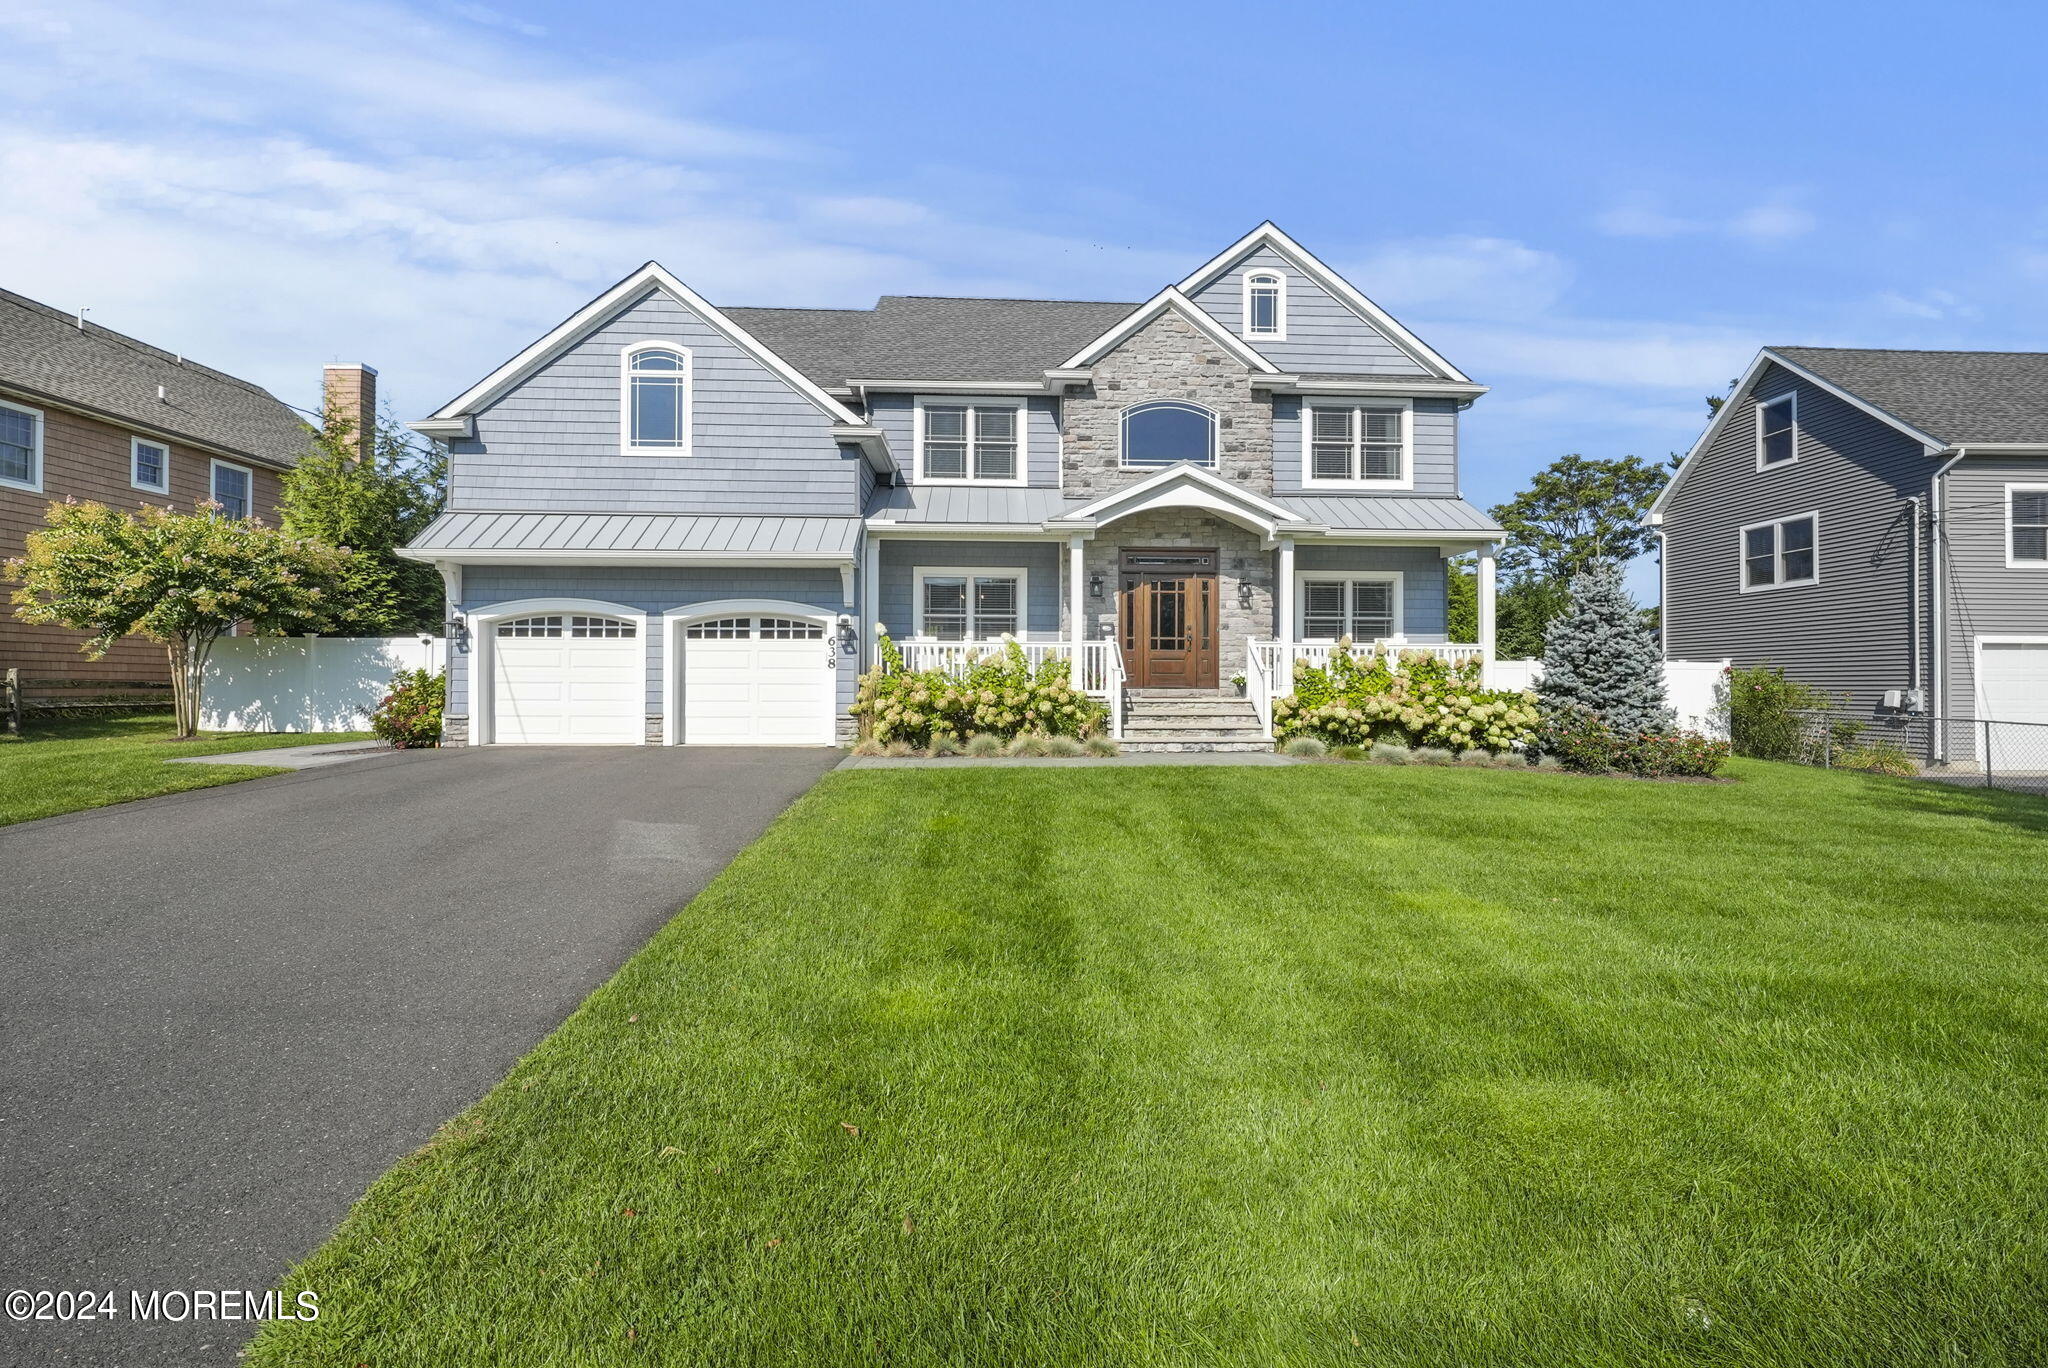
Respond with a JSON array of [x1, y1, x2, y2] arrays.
[[1784, 707, 2048, 796]]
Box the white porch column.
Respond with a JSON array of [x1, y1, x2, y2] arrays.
[[1068, 534, 1087, 685], [1276, 536, 1296, 695], [861, 533, 880, 670], [1477, 542, 1498, 687]]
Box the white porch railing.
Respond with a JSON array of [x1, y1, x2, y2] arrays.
[[1246, 639, 1490, 735], [892, 639, 1126, 737]]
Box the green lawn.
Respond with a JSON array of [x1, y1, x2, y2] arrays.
[[0, 714, 374, 825], [249, 761, 2048, 1368]]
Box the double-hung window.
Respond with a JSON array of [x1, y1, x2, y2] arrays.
[[1299, 574, 1401, 642], [1757, 394, 1797, 469], [1243, 270, 1285, 339], [915, 568, 1025, 641], [0, 399, 41, 492], [1306, 402, 1410, 486], [1740, 512, 1818, 591], [131, 437, 169, 493], [917, 401, 1021, 482], [622, 343, 691, 454], [2010, 486, 2048, 567], [210, 459, 252, 519]]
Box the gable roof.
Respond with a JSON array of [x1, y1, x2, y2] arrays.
[[1175, 222, 1473, 383], [1770, 346, 2048, 445], [1056, 287, 1279, 372], [728, 296, 1134, 386], [0, 288, 311, 468]]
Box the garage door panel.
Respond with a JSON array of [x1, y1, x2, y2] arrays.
[[1979, 641, 2048, 769], [492, 618, 641, 745], [680, 627, 831, 745]]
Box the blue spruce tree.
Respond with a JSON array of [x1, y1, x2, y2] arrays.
[[1538, 563, 1672, 733]]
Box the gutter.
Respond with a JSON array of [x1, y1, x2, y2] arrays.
[[0, 380, 304, 473]]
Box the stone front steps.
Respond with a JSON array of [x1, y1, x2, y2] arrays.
[[1120, 688, 1275, 754]]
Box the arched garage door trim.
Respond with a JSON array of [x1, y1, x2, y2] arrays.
[[465, 597, 650, 746], [662, 600, 840, 747]]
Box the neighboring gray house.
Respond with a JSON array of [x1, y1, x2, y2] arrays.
[[399, 224, 1507, 749], [1651, 346, 2048, 749]]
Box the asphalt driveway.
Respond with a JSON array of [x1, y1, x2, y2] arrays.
[[0, 744, 839, 1367]]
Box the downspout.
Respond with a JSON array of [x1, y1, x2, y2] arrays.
[[1906, 495, 1923, 696], [1928, 447, 1967, 761]]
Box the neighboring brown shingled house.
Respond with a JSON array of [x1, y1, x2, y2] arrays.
[[0, 288, 373, 684]]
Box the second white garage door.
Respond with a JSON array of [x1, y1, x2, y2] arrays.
[[680, 616, 832, 745], [492, 613, 644, 745], [1979, 639, 2048, 768]]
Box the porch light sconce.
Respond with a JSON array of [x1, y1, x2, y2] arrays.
[[443, 615, 469, 649], [836, 614, 858, 650], [1089, 571, 1105, 599], [1237, 582, 1254, 609]]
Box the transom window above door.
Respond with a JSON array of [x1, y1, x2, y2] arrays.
[[1740, 512, 1818, 591], [1299, 574, 1401, 641], [1120, 401, 1218, 468], [913, 569, 1025, 641], [498, 614, 639, 638], [683, 616, 824, 639], [1306, 403, 1411, 486], [622, 343, 692, 454], [916, 400, 1023, 483]]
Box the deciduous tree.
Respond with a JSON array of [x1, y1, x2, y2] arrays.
[[279, 409, 444, 634]]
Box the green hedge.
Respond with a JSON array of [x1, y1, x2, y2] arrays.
[[851, 636, 1108, 748], [1273, 647, 1541, 753]]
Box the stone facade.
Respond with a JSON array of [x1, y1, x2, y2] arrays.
[[442, 713, 469, 745], [1069, 509, 1276, 680], [645, 713, 663, 745], [1059, 310, 1273, 498]]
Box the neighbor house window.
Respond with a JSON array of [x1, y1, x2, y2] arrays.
[[1306, 403, 1410, 485], [210, 459, 251, 518], [1299, 574, 1401, 642], [1740, 512, 1818, 591], [1120, 401, 1217, 467], [2010, 486, 2048, 566], [914, 568, 1025, 640], [622, 343, 691, 453], [0, 399, 41, 492], [1243, 270, 1286, 339], [131, 437, 168, 493], [1757, 394, 1797, 468], [917, 400, 1022, 482]]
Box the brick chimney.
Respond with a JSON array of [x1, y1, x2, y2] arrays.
[[322, 363, 378, 461]]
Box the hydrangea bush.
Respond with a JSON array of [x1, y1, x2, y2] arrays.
[[851, 633, 1109, 748], [371, 667, 445, 748], [1272, 646, 1541, 753]]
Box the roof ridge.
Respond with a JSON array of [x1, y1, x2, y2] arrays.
[[877, 293, 1139, 307], [1775, 343, 2048, 359], [0, 288, 287, 403]]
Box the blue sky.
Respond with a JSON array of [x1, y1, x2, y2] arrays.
[[4, 0, 2046, 599]]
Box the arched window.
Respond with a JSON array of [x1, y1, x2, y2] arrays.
[[622, 343, 691, 452], [1243, 270, 1285, 339], [1120, 401, 1217, 468]]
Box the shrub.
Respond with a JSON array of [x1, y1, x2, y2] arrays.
[[1414, 746, 1456, 765], [370, 668, 445, 748], [964, 733, 1005, 757], [851, 635, 1108, 747], [1044, 735, 1087, 757], [1369, 741, 1412, 765], [1006, 732, 1051, 757], [1456, 748, 1495, 766], [1538, 564, 1672, 734], [1840, 740, 1920, 776], [1723, 663, 1829, 761], [1083, 735, 1120, 757], [1541, 702, 1730, 778], [1272, 646, 1540, 754], [882, 739, 915, 758], [1331, 744, 1370, 761], [1281, 735, 1327, 757], [928, 733, 961, 757], [850, 737, 886, 757]]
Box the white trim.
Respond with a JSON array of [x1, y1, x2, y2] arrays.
[[1175, 223, 1471, 382], [911, 394, 1028, 486], [1251, 375, 1490, 399], [464, 597, 650, 747], [1737, 509, 1821, 593], [910, 566, 1029, 641], [128, 435, 170, 495], [1242, 268, 1287, 342], [1300, 397, 1416, 490], [1294, 570, 1406, 641], [1057, 286, 1280, 373], [2004, 482, 2048, 570], [425, 261, 864, 427], [661, 599, 837, 748], [1118, 399, 1218, 470], [0, 396, 43, 493], [1754, 391, 1799, 472], [619, 340, 694, 458], [1049, 462, 1311, 541], [1653, 348, 1946, 519], [396, 547, 853, 567], [208, 457, 254, 518]]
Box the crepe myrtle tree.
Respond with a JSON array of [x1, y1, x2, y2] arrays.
[[7, 498, 356, 738], [1538, 562, 1673, 735]]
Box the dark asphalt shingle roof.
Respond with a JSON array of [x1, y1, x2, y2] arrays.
[[1772, 346, 2048, 445], [0, 288, 312, 467], [726, 295, 1138, 385]]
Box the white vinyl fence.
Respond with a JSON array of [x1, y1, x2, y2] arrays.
[[1490, 658, 1730, 739], [201, 636, 446, 733]]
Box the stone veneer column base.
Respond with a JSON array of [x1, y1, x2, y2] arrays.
[[442, 714, 469, 745]]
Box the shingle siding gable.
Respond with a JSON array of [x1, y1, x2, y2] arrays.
[[1185, 245, 1432, 377]]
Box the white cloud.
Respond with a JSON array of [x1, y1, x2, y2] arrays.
[[1727, 202, 1817, 244], [444, 2, 546, 37], [1341, 235, 1571, 318], [1593, 194, 1817, 245], [1871, 288, 1977, 322]]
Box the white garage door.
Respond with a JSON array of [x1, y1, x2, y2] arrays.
[[681, 616, 832, 745], [1980, 640, 2048, 769], [492, 614, 643, 744]]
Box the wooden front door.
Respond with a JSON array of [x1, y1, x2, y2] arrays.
[[1119, 549, 1220, 688]]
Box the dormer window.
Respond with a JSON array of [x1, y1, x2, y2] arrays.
[[915, 398, 1024, 483], [622, 343, 691, 454], [1757, 393, 1797, 469], [1120, 401, 1218, 468], [1243, 270, 1286, 340], [1304, 400, 1412, 488]]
